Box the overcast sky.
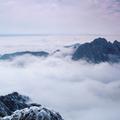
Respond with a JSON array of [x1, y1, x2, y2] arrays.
[[0, 0, 120, 35]]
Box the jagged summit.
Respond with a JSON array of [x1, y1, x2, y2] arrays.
[[0, 92, 29, 117], [72, 38, 120, 63], [92, 37, 108, 44], [113, 40, 120, 47], [0, 92, 63, 120]]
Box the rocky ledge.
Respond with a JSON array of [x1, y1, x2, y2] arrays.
[[0, 92, 63, 120]]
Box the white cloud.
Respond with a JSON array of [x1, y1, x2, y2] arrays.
[[0, 54, 120, 120]]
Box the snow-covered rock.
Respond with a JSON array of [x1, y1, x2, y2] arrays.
[[2, 106, 63, 120], [0, 92, 64, 120]]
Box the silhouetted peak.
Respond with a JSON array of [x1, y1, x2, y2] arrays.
[[113, 40, 120, 45], [72, 37, 120, 63], [92, 37, 108, 45], [0, 92, 63, 120]]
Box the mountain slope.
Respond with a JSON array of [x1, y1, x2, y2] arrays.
[[72, 38, 120, 63], [0, 92, 29, 117], [3, 106, 63, 120], [0, 92, 63, 120]]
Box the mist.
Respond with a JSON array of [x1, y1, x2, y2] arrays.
[[0, 54, 120, 120]]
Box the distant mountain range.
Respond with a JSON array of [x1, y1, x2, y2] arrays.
[[0, 92, 63, 120], [0, 37, 120, 63], [0, 51, 49, 60]]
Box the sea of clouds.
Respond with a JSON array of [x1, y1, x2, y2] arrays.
[[0, 36, 120, 120]]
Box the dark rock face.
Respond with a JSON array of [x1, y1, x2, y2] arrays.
[[0, 92, 63, 120], [0, 51, 49, 60], [0, 92, 29, 117], [72, 38, 120, 63]]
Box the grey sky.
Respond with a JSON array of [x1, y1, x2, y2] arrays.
[[0, 0, 120, 34]]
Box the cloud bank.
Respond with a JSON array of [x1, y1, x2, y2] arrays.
[[0, 55, 120, 120]]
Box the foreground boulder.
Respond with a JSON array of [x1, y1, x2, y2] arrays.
[[0, 92, 63, 120], [0, 92, 29, 117]]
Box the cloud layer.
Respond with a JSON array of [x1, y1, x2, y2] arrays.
[[0, 55, 120, 120], [0, 36, 120, 120]]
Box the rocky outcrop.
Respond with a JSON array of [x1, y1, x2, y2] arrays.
[[0, 92, 29, 117], [72, 38, 120, 63], [2, 106, 63, 120], [0, 92, 63, 120]]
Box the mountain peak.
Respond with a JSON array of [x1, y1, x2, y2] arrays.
[[0, 92, 63, 120], [92, 37, 108, 45], [72, 38, 120, 63], [113, 40, 120, 45]]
